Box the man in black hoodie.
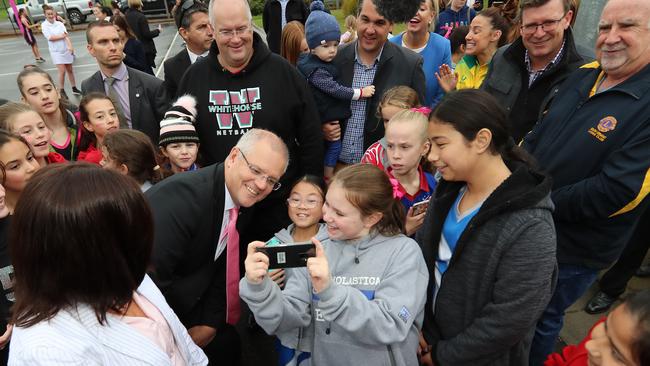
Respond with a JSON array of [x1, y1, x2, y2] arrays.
[[177, 0, 323, 248]]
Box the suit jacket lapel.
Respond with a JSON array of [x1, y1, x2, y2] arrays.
[[127, 67, 143, 130]]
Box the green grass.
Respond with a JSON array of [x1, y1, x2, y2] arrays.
[[252, 9, 406, 36]]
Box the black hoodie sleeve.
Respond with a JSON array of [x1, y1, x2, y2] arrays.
[[292, 68, 325, 176]]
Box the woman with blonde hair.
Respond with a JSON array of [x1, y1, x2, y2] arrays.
[[280, 21, 309, 66]]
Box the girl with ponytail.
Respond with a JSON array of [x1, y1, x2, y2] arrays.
[[416, 89, 556, 365], [241, 164, 428, 366]]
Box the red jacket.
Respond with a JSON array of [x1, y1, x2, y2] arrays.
[[77, 144, 102, 165], [46, 152, 66, 164], [544, 318, 605, 366]]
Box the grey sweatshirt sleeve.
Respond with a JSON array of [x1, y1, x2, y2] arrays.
[[316, 239, 429, 346], [239, 268, 313, 335], [435, 217, 557, 365]]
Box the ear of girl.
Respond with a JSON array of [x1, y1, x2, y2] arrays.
[[0, 132, 40, 214], [78, 93, 120, 165], [242, 164, 428, 366]]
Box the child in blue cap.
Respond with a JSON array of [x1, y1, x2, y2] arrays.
[[297, 0, 375, 180]]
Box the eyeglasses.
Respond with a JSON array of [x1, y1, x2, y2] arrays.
[[217, 24, 252, 39], [176, 0, 196, 29], [238, 149, 282, 191], [287, 197, 322, 209], [520, 14, 566, 35]]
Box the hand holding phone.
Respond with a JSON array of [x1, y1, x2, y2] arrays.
[[256, 242, 316, 269], [411, 199, 431, 216]]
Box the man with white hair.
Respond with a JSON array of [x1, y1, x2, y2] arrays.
[[523, 0, 650, 363], [177, 0, 323, 248]]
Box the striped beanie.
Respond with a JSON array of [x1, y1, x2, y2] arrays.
[[159, 95, 200, 147]]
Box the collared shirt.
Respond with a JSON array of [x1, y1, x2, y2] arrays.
[[279, 0, 290, 29], [216, 183, 236, 260], [455, 55, 490, 89], [387, 166, 436, 211], [339, 43, 384, 164], [102, 62, 132, 128], [187, 47, 209, 64], [526, 39, 566, 87]]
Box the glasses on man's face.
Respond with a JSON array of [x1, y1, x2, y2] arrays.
[[217, 24, 252, 39], [520, 14, 566, 36], [287, 197, 322, 209], [238, 149, 282, 191]]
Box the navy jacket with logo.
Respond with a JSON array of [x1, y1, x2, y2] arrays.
[[523, 61, 650, 269]]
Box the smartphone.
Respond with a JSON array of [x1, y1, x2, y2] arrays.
[[256, 242, 316, 269], [412, 199, 431, 216]]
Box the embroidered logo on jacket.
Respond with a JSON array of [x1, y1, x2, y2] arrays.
[[588, 116, 617, 142], [208, 88, 262, 133]]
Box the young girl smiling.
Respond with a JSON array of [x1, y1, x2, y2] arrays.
[[0, 103, 65, 166], [241, 164, 428, 366], [417, 89, 556, 365]]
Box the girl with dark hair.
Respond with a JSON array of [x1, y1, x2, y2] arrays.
[[265, 174, 328, 365], [436, 7, 510, 91], [417, 89, 556, 365], [242, 164, 428, 366], [0, 183, 13, 364], [546, 289, 650, 366], [77, 92, 120, 165], [0, 130, 39, 214], [17, 8, 45, 63], [7, 164, 207, 364], [101, 129, 164, 191], [158, 95, 200, 174], [113, 14, 154, 74], [0, 102, 66, 165], [17, 66, 81, 161]]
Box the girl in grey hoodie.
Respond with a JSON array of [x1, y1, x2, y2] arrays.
[[241, 164, 429, 366]]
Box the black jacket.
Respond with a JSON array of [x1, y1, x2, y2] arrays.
[[177, 34, 323, 243], [125, 8, 160, 56], [163, 47, 191, 98], [297, 53, 352, 123], [81, 65, 169, 144], [332, 41, 426, 152], [146, 163, 253, 329], [523, 62, 650, 269], [123, 38, 154, 75], [481, 29, 592, 142], [262, 0, 309, 54], [416, 162, 557, 365]]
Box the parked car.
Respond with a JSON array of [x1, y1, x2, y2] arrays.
[[8, 0, 94, 26]]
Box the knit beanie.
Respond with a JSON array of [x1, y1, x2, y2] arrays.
[[159, 95, 200, 147], [305, 1, 341, 50]]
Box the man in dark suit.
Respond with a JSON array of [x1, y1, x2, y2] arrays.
[[163, 0, 213, 98], [146, 129, 289, 365], [262, 0, 309, 54], [325, 0, 425, 166], [82, 21, 168, 144]]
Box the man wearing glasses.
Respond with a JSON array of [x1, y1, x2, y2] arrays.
[[524, 0, 650, 363], [176, 0, 322, 248], [147, 129, 289, 365], [481, 0, 592, 142]]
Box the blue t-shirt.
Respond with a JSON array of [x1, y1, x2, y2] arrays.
[[435, 186, 483, 294], [390, 32, 451, 107]]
